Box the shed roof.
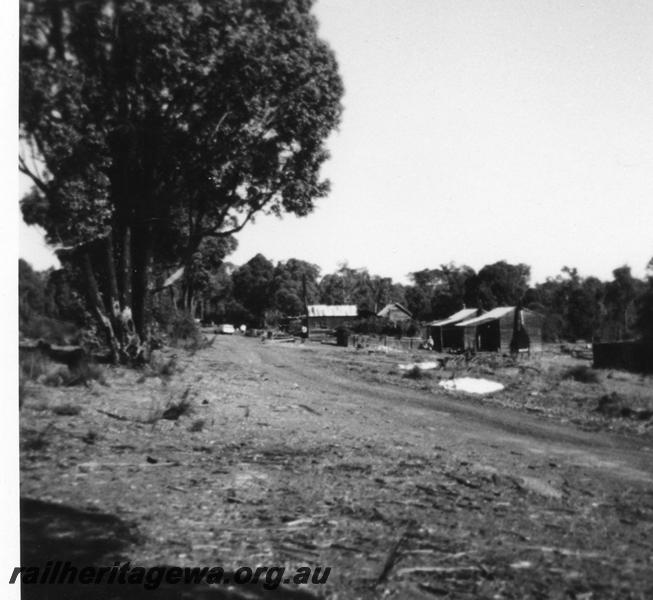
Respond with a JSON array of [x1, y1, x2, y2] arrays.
[[377, 303, 412, 319], [307, 304, 358, 318], [456, 306, 515, 327], [428, 308, 478, 327]]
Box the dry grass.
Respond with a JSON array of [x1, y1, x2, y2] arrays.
[[67, 362, 106, 386], [562, 364, 601, 384], [52, 404, 82, 416], [19, 351, 49, 380], [138, 353, 179, 382], [20, 350, 106, 387], [142, 386, 195, 425], [22, 423, 53, 452]]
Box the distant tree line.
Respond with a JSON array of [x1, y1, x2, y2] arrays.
[[21, 253, 653, 344]]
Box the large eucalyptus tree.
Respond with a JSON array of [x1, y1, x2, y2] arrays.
[[20, 0, 343, 360]]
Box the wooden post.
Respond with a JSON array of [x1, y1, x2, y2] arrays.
[[302, 273, 309, 338]]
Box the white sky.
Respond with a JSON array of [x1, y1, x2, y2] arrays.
[[18, 0, 653, 284]]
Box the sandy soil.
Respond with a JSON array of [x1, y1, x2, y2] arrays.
[[20, 336, 653, 599]]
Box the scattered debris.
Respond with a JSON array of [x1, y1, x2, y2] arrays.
[[596, 393, 653, 420], [81, 430, 98, 445], [439, 378, 505, 395], [398, 361, 439, 371], [96, 408, 129, 421], [189, 419, 206, 432], [52, 403, 82, 416], [510, 560, 533, 570], [402, 365, 433, 380], [517, 476, 564, 500]]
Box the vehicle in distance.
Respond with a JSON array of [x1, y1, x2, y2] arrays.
[[216, 323, 235, 335]]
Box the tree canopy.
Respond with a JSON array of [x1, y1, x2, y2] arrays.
[[20, 0, 343, 348]]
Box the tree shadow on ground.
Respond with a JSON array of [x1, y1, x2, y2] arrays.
[[21, 497, 139, 567], [20, 497, 319, 599]]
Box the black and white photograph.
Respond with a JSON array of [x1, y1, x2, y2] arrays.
[[9, 0, 653, 598]]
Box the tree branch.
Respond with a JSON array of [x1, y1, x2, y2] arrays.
[[19, 156, 49, 195], [201, 191, 276, 239]]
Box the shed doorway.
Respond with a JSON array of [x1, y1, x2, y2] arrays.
[[477, 321, 500, 352]]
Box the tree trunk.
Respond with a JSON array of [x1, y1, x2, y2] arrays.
[[131, 224, 152, 339], [81, 252, 119, 363], [104, 235, 122, 343], [119, 224, 132, 308]]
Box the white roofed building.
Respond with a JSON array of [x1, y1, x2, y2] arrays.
[[306, 305, 358, 330]]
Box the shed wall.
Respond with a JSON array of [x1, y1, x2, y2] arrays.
[[307, 315, 355, 330], [593, 341, 653, 374], [461, 309, 544, 353]]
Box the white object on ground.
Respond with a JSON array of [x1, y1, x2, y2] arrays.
[[439, 377, 504, 394], [398, 361, 439, 371]]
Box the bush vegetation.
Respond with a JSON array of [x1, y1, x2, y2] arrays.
[[562, 365, 601, 384]]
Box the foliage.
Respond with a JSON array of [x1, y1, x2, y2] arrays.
[[407, 263, 476, 320], [168, 313, 202, 346], [270, 258, 321, 316], [350, 317, 398, 336], [470, 261, 530, 309], [181, 236, 238, 313], [603, 266, 643, 340], [231, 253, 275, 326], [19, 350, 49, 381], [19, 259, 89, 344], [529, 263, 650, 342], [20, 0, 344, 340], [635, 258, 653, 341], [562, 365, 600, 384], [320, 263, 405, 315]]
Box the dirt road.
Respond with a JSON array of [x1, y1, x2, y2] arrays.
[[20, 336, 653, 599], [252, 340, 653, 484]]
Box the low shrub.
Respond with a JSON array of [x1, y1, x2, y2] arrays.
[[20, 315, 80, 345], [168, 313, 202, 347], [403, 366, 431, 380], [189, 419, 206, 432], [20, 348, 105, 387], [562, 364, 600, 384], [67, 361, 106, 386]]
